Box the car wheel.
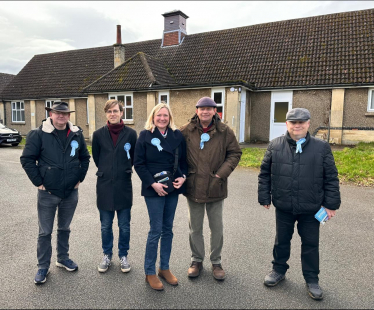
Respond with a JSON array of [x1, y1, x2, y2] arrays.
[[11, 143, 19, 146]]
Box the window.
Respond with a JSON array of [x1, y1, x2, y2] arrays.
[[211, 88, 225, 120], [45, 100, 55, 118], [109, 93, 133, 120], [368, 89, 374, 112], [158, 91, 170, 104], [11, 101, 25, 122]]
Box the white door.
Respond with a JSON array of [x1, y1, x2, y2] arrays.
[[239, 90, 246, 143], [269, 91, 293, 141]]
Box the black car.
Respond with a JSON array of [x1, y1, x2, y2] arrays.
[[0, 123, 23, 146]]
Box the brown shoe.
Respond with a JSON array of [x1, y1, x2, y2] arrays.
[[145, 275, 164, 291], [188, 261, 203, 278], [212, 264, 226, 280], [158, 269, 178, 286]]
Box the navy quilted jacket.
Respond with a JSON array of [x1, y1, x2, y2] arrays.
[[258, 132, 341, 214]]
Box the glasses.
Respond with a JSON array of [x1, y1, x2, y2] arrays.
[[52, 111, 70, 117], [106, 110, 121, 114]]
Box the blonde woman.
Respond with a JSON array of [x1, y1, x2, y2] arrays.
[[134, 103, 187, 291]]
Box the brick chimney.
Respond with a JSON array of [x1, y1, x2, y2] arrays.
[[114, 25, 125, 68], [161, 10, 189, 47]]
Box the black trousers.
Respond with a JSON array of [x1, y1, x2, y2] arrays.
[[272, 208, 320, 283]]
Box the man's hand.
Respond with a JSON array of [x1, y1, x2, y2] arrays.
[[215, 174, 221, 178], [325, 208, 336, 220], [151, 182, 168, 196], [172, 177, 185, 189], [263, 204, 271, 209], [74, 181, 80, 189], [38, 185, 45, 190]]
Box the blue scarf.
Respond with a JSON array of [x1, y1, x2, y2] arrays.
[[296, 138, 306, 153]]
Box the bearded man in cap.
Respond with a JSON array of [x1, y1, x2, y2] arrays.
[[180, 97, 242, 281], [258, 108, 341, 300], [21, 102, 90, 284]]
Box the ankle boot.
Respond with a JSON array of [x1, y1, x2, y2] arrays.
[[158, 269, 178, 286], [145, 275, 164, 291]]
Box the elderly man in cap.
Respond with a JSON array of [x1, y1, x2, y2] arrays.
[[180, 97, 242, 280], [21, 102, 90, 284], [258, 108, 341, 300]]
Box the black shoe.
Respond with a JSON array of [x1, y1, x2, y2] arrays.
[[306, 283, 323, 300], [264, 270, 285, 287]]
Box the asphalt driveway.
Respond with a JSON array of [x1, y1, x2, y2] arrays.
[[0, 145, 373, 309]]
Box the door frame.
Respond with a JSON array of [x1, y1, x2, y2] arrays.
[[269, 91, 293, 140]]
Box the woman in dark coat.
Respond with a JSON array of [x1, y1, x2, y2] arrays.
[[134, 103, 187, 291], [92, 99, 137, 274]]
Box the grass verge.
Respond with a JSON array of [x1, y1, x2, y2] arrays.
[[239, 142, 374, 187]]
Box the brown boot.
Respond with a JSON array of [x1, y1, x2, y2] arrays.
[[158, 269, 178, 286], [145, 275, 164, 291], [212, 264, 226, 280], [188, 261, 203, 278]]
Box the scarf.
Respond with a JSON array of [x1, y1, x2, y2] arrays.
[[107, 120, 124, 146], [296, 138, 306, 153]]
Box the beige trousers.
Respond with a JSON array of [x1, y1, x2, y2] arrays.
[[187, 198, 224, 264]]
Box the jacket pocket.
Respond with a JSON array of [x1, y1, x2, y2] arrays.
[[96, 171, 104, 177], [186, 171, 196, 194], [208, 173, 226, 198], [43, 166, 62, 190]]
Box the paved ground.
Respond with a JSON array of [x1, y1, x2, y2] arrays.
[[0, 145, 373, 309]]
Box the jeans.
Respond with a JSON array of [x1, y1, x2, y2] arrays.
[[272, 208, 320, 283], [144, 194, 179, 275], [99, 208, 131, 258], [187, 198, 224, 264], [37, 189, 78, 269]]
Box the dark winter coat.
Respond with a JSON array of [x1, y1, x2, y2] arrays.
[[258, 132, 341, 214], [134, 127, 187, 197], [180, 114, 242, 203], [20, 118, 90, 199], [92, 125, 137, 211]]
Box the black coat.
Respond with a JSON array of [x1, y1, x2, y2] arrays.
[[92, 125, 137, 211], [258, 132, 341, 214], [134, 128, 188, 197], [20, 119, 90, 199]]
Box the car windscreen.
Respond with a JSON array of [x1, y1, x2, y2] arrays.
[[0, 123, 5, 129]]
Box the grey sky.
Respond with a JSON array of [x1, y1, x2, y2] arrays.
[[1, 1, 374, 75]]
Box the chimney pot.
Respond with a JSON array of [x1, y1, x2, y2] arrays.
[[116, 25, 122, 44]]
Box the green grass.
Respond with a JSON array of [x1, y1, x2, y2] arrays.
[[239, 142, 374, 187]]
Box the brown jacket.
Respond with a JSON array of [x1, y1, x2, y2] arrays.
[[180, 114, 242, 203]]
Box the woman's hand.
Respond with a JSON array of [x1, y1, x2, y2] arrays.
[[151, 182, 169, 196], [172, 177, 186, 189]]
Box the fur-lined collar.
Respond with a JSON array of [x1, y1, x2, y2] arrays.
[[42, 117, 80, 133]]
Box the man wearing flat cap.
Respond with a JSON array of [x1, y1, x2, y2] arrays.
[[180, 97, 242, 280], [21, 102, 90, 284], [258, 108, 341, 300]]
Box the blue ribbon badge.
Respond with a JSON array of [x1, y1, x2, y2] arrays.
[[151, 138, 163, 151], [124, 143, 131, 159], [70, 140, 79, 157], [200, 133, 210, 149]]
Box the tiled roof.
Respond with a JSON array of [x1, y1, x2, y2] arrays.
[[85, 52, 176, 92], [0, 73, 15, 99], [3, 8, 374, 99]]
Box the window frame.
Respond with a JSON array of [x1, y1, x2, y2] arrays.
[[211, 88, 225, 120], [367, 88, 374, 112], [45, 99, 60, 119], [158, 91, 170, 105], [11, 101, 25, 123], [108, 93, 134, 121]]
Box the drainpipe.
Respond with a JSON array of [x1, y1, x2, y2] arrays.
[[2, 100, 6, 125], [327, 101, 331, 143]]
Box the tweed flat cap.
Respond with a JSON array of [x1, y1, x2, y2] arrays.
[[45, 101, 75, 113], [286, 108, 310, 121], [196, 97, 217, 107]]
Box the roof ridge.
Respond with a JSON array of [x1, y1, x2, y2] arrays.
[[138, 52, 157, 84]]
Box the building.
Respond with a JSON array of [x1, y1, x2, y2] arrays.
[[0, 73, 15, 124], [1, 9, 374, 144]]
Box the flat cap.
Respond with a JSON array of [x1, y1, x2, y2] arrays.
[[196, 97, 217, 108], [286, 108, 310, 121], [45, 101, 75, 113]]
